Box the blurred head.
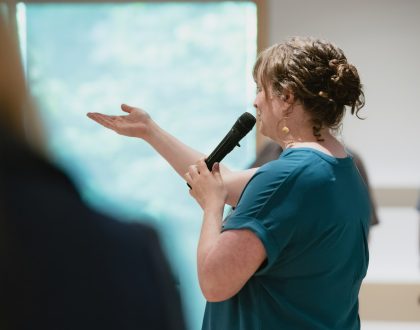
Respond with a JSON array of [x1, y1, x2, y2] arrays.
[[0, 16, 45, 149], [253, 37, 365, 138], [0, 17, 28, 139]]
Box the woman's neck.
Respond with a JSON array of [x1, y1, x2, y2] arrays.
[[271, 103, 347, 158], [279, 129, 348, 158]]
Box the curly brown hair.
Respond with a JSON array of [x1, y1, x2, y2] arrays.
[[253, 37, 365, 139]]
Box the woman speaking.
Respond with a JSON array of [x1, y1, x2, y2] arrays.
[[88, 37, 370, 330]]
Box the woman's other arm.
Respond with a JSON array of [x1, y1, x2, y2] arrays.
[[186, 160, 266, 302]]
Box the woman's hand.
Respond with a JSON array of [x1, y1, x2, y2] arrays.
[[87, 104, 152, 139], [185, 159, 227, 211]]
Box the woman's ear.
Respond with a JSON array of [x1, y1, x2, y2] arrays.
[[281, 89, 294, 104], [280, 90, 295, 116]]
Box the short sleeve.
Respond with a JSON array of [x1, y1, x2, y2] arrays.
[[222, 157, 302, 274]]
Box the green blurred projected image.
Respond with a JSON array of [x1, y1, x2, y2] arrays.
[[18, 2, 257, 329]]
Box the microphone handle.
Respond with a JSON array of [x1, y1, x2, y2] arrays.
[[186, 128, 241, 189], [205, 128, 240, 170]]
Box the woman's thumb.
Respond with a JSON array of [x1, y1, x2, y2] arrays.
[[212, 162, 221, 175], [121, 104, 133, 113]]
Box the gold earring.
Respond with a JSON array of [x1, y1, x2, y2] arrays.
[[281, 116, 290, 134]]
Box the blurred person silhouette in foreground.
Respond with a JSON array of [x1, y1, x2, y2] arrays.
[[88, 37, 371, 329], [0, 17, 185, 330]]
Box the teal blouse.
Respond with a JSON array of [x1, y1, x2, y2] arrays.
[[202, 148, 370, 330]]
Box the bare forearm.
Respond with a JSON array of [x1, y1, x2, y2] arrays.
[[198, 208, 224, 261], [143, 119, 256, 206], [197, 208, 226, 301], [144, 120, 206, 178]]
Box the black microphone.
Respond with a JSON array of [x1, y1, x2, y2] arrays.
[[186, 112, 256, 189], [205, 112, 256, 170]]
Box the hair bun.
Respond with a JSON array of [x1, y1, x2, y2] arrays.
[[328, 60, 362, 109]]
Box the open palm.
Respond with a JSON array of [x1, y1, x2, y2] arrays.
[[87, 104, 151, 138]]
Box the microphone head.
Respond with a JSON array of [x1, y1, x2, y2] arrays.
[[235, 112, 256, 137]]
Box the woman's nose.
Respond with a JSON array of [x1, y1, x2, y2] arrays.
[[253, 100, 258, 109]]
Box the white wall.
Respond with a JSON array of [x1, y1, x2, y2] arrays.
[[267, 0, 420, 188]]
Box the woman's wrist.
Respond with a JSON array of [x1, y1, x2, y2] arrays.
[[140, 117, 159, 142], [203, 204, 224, 220]]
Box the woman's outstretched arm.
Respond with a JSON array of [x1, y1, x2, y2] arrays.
[[87, 104, 257, 206]]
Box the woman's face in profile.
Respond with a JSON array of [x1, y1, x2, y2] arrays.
[[253, 84, 283, 139]]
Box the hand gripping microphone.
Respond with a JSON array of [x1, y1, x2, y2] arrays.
[[186, 112, 255, 189], [205, 112, 256, 170]]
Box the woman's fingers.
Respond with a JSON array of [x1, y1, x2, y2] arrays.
[[196, 158, 210, 174], [87, 112, 109, 121], [185, 164, 201, 188], [188, 164, 200, 178], [87, 113, 116, 130], [185, 172, 192, 187], [86, 112, 103, 124], [212, 162, 221, 178]]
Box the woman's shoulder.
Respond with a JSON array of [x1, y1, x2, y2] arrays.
[[281, 147, 353, 167], [249, 150, 312, 189], [253, 147, 350, 189], [258, 147, 318, 173]]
